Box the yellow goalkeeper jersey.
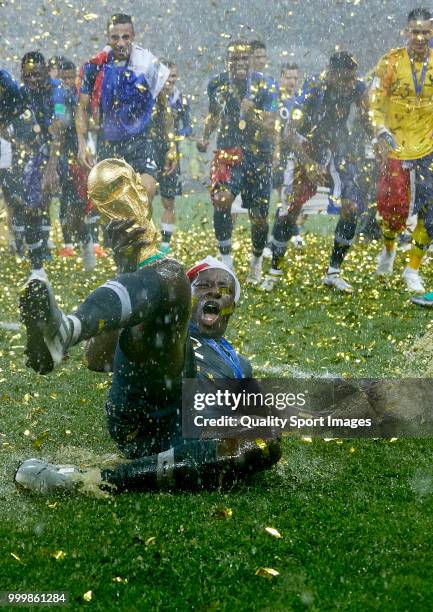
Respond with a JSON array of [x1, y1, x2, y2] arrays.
[[370, 47, 433, 160]]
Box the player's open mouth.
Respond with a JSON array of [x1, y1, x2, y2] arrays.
[[201, 301, 220, 326]]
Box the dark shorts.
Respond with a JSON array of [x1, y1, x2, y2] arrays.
[[155, 145, 182, 198], [211, 147, 272, 218], [414, 151, 433, 214], [272, 165, 285, 190], [411, 151, 433, 236], [58, 158, 90, 215], [98, 133, 158, 178], [0, 166, 25, 210], [22, 151, 50, 211], [157, 167, 182, 199], [283, 151, 364, 218]]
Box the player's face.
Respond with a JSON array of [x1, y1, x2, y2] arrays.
[[191, 269, 236, 339], [280, 69, 299, 96], [108, 23, 134, 60], [251, 48, 268, 72], [49, 65, 58, 79], [60, 68, 76, 91], [228, 51, 250, 81], [163, 66, 179, 95], [22, 63, 47, 91], [327, 67, 357, 95], [407, 19, 433, 58]]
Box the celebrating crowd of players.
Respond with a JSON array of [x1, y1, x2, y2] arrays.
[[1, 8, 433, 300]]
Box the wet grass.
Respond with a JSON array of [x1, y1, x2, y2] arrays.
[[1, 193, 433, 610]]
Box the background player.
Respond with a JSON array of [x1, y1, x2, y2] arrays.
[[371, 8, 433, 293], [261, 52, 372, 293], [196, 39, 278, 282]]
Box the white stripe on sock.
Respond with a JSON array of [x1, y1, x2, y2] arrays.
[[67, 315, 82, 346], [58, 319, 68, 344], [157, 447, 175, 484]]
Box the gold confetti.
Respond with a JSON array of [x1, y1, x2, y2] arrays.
[[83, 591, 92, 602], [33, 430, 49, 450], [83, 13, 98, 21], [264, 527, 282, 539], [255, 567, 280, 579], [51, 550, 66, 561], [212, 507, 233, 519], [145, 536, 157, 546]]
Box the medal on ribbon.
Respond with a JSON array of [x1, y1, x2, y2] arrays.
[[238, 74, 251, 131], [409, 49, 430, 105]]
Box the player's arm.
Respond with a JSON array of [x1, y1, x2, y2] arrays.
[[369, 56, 391, 135], [42, 129, 62, 194], [273, 116, 282, 168], [0, 70, 26, 130], [197, 79, 220, 152], [240, 77, 279, 140], [359, 89, 374, 132], [283, 101, 327, 183], [156, 92, 178, 175], [369, 55, 396, 157], [240, 100, 277, 140], [85, 219, 150, 372], [243, 77, 280, 141], [178, 97, 193, 138], [75, 62, 99, 168], [197, 110, 219, 153], [42, 86, 68, 194], [76, 92, 95, 169]]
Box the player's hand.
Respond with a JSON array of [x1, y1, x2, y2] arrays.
[[196, 139, 209, 153], [106, 219, 151, 273], [240, 98, 254, 118], [163, 152, 178, 176], [374, 132, 396, 162], [374, 138, 391, 162], [78, 144, 95, 170], [42, 164, 60, 194]]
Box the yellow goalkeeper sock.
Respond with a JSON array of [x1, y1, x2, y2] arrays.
[[409, 219, 430, 270], [382, 227, 398, 253]]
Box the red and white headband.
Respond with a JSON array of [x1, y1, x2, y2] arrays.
[[186, 256, 241, 303]]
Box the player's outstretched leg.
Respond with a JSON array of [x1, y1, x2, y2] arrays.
[[19, 262, 165, 375], [19, 279, 74, 374], [15, 438, 281, 494]]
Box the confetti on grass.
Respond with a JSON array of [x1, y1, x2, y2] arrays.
[[212, 507, 233, 519], [255, 567, 280, 579], [264, 526, 282, 538]]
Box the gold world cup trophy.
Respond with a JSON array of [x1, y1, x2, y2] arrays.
[[88, 158, 159, 267]]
